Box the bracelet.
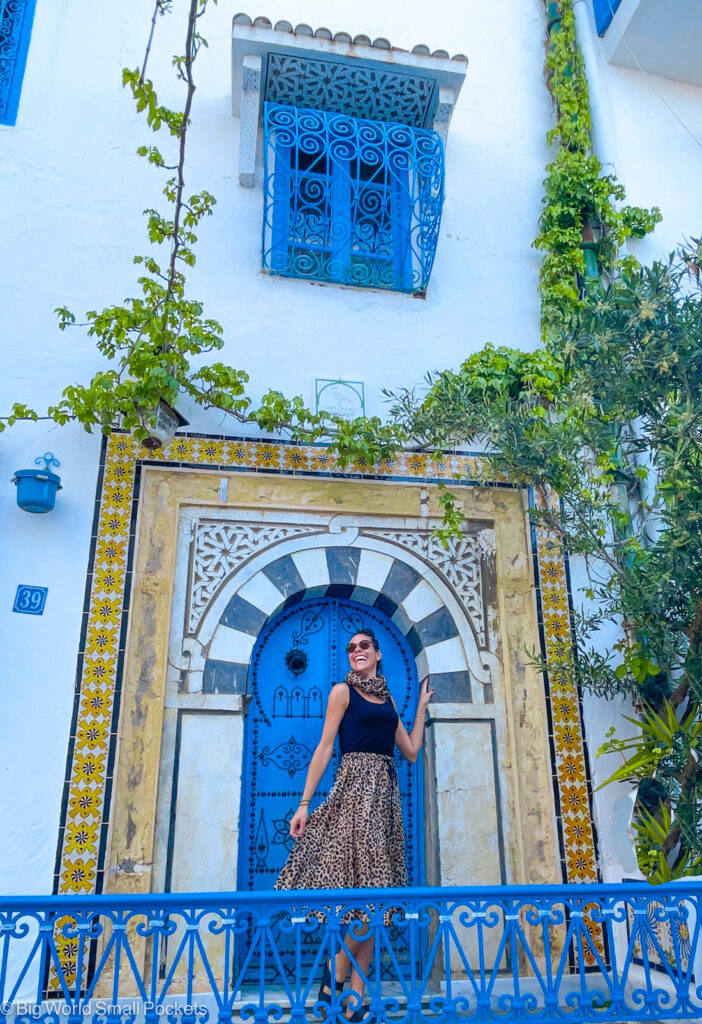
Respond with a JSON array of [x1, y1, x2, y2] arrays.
[[299, 799, 310, 807]]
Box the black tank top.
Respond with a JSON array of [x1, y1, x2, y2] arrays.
[[338, 683, 399, 756]]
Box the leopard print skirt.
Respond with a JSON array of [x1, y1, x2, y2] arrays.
[[274, 751, 406, 892]]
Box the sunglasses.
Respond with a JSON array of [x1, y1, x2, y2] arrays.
[[346, 640, 375, 653]]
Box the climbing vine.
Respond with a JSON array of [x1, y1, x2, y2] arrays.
[[536, 0, 660, 337], [0, 0, 402, 465]]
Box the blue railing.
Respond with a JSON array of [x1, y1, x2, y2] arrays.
[[262, 103, 445, 296], [1, 883, 700, 1022]]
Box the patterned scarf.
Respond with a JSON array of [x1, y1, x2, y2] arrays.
[[345, 670, 390, 700]]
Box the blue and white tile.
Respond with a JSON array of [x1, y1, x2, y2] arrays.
[[423, 636, 468, 675], [292, 547, 331, 590], [401, 578, 444, 624], [238, 572, 285, 616], [208, 624, 256, 664]]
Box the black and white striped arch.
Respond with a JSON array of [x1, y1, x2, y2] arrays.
[[189, 538, 497, 704]]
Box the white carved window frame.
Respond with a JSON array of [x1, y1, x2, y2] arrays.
[[231, 16, 469, 188]]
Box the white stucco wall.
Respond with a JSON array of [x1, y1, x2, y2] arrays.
[[1, 0, 701, 895]]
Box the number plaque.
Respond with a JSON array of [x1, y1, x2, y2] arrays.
[[13, 585, 48, 616]]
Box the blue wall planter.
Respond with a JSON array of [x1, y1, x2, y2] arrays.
[[12, 453, 62, 513]]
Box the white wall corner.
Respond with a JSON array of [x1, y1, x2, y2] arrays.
[[239, 55, 261, 188], [432, 87, 456, 147]]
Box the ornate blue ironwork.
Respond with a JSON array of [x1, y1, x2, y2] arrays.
[[291, 609, 325, 646], [1, 883, 701, 1021], [0, 0, 37, 126], [273, 683, 323, 718], [35, 452, 60, 471], [265, 53, 437, 128], [259, 735, 313, 777], [263, 103, 445, 295]]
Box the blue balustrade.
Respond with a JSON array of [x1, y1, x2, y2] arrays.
[[262, 103, 445, 296], [1, 882, 701, 1023]]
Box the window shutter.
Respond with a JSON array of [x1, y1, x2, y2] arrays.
[[329, 156, 352, 283], [390, 165, 413, 292], [269, 140, 292, 273]]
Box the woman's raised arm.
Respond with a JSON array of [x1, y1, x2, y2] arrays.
[[394, 677, 434, 764]]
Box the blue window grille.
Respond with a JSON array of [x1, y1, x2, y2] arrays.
[[592, 0, 623, 35], [0, 0, 37, 125], [262, 102, 445, 295]]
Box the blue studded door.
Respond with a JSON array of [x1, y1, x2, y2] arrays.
[[238, 596, 422, 973]]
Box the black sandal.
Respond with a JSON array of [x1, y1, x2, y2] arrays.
[[346, 1006, 371, 1023], [317, 958, 345, 1006]]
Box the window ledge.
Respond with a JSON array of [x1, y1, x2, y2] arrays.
[[231, 13, 468, 187]]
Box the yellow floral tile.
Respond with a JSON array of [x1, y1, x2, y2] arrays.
[[195, 439, 226, 464], [75, 721, 111, 752], [554, 723, 583, 753], [222, 440, 255, 467], [543, 610, 571, 640], [350, 455, 376, 475], [94, 538, 128, 567], [100, 481, 133, 508], [103, 460, 132, 484], [110, 437, 137, 457], [557, 755, 587, 786], [564, 819, 589, 845], [67, 789, 102, 820], [566, 846, 597, 881], [560, 783, 590, 816], [251, 442, 282, 469], [164, 438, 197, 462], [91, 581, 120, 603], [78, 688, 112, 718], [454, 454, 477, 478], [84, 626, 119, 657], [281, 446, 308, 471], [64, 821, 100, 856], [541, 584, 568, 611], [551, 694, 579, 724], [60, 857, 97, 892], [404, 453, 428, 477], [89, 595, 123, 624], [306, 447, 336, 472], [73, 750, 107, 784]]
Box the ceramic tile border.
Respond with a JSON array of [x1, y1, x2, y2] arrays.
[[53, 432, 599, 980], [531, 488, 604, 963]]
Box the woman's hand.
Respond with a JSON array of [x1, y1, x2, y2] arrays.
[[418, 676, 435, 712], [289, 805, 309, 839]]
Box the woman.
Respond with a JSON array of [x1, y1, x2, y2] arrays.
[[274, 627, 434, 1021]]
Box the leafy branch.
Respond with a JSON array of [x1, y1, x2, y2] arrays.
[[536, 0, 661, 339]]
